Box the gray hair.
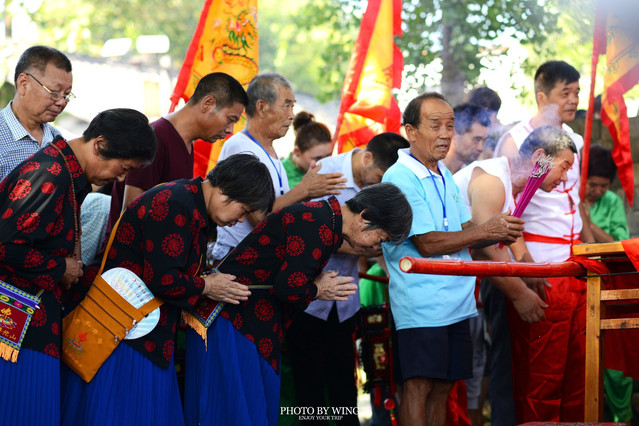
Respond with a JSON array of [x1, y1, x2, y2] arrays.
[[245, 72, 292, 117], [518, 126, 577, 160]]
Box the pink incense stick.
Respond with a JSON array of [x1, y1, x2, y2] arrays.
[[512, 155, 554, 218], [498, 156, 553, 249]]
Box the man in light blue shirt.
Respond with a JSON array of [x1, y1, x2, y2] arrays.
[[0, 46, 73, 180], [286, 133, 409, 423], [381, 92, 524, 426]]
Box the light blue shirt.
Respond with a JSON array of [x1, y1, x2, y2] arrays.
[[0, 102, 60, 181], [382, 148, 477, 330], [305, 150, 361, 322], [80, 192, 112, 265]]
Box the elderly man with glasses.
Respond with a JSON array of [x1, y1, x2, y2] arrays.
[[0, 45, 74, 181]]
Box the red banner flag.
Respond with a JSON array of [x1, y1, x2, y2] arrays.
[[333, 0, 403, 154], [170, 0, 258, 178], [581, 0, 639, 206]]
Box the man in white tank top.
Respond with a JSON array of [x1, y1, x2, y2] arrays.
[[491, 61, 594, 423]]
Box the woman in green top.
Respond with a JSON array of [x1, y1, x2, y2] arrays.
[[584, 143, 630, 242], [282, 111, 333, 188]]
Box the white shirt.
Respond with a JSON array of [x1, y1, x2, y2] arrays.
[[211, 131, 290, 260], [453, 156, 515, 214], [497, 121, 584, 262]]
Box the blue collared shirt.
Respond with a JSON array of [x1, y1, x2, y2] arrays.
[[0, 102, 61, 181], [382, 148, 477, 330]]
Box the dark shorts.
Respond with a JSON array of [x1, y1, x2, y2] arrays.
[[397, 319, 473, 381]]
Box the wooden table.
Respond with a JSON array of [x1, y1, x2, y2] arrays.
[[573, 241, 639, 421]]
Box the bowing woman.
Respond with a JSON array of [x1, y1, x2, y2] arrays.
[[0, 108, 157, 426], [62, 154, 275, 426], [184, 183, 413, 426]]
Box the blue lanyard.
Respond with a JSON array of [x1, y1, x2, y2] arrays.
[[409, 153, 448, 231], [243, 129, 284, 195]]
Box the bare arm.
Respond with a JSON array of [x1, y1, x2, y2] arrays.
[[121, 185, 144, 214], [411, 213, 523, 257], [508, 237, 551, 300], [466, 173, 547, 322], [272, 162, 346, 211]]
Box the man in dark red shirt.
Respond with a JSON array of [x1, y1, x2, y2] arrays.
[[184, 182, 413, 426], [107, 72, 249, 234]]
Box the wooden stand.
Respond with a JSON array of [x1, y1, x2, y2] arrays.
[[573, 241, 639, 422]]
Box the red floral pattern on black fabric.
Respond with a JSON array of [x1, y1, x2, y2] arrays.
[[217, 197, 343, 373], [286, 235, 305, 256], [9, 179, 31, 200], [318, 224, 335, 246], [312, 248, 322, 260], [258, 338, 273, 358], [16, 212, 40, 233], [116, 222, 136, 244], [254, 299, 274, 321], [162, 233, 185, 257], [254, 269, 271, 282], [287, 271, 307, 287], [236, 247, 258, 265], [18, 161, 40, 174], [71, 177, 213, 369], [40, 182, 55, 194], [2, 208, 12, 219], [47, 162, 61, 176], [43, 343, 59, 357], [25, 249, 44, 268], [174, 214, 187, 227]]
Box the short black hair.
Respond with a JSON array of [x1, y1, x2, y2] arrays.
[[345, 182, 412, 244], [207, 153, 275, 214], [83, 109, 157, 165], [519, 126, 577, 159], [403, 92, 449, 128], [245, 73, 292, 117], [14, 46, 72, 84], [188, 72, 248, 109], [453, 103, 491, 135], [366, 132, 409, 171], [534, 61, 580, 97], [467, 86, 502, 113], [588, 143, 617, 182], [293, 111, 332, 152]]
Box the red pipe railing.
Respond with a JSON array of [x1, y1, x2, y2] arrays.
[[399, 257, 586, 277]]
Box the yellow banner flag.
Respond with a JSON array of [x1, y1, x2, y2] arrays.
[[170, 0, 258, 178], [334, 0, 403, 153]]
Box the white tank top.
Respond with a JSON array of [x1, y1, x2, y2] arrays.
[[453, 156, 515, 214]]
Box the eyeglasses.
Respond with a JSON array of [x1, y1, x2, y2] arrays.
[[25, 73, 76, 102]]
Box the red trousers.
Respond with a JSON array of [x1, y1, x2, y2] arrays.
[[507, 276, 586, 423]]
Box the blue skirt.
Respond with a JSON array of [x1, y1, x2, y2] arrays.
[[0, 348, 59, 426], [61, 342, 184, 426], [184, 317, 280, 426]]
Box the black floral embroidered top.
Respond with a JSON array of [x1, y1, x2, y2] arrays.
[[218, 197, 342, 372], [0, 137, 89, 358], [71, 178, 209, 368], [112, 178, 209, 367]]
